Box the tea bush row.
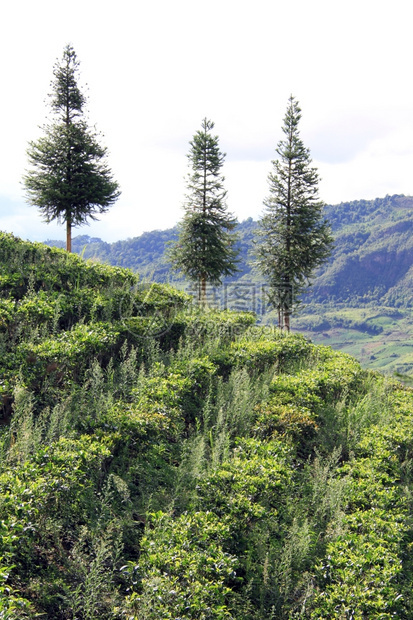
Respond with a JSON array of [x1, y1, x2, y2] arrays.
[[310, 382, 413, 618]]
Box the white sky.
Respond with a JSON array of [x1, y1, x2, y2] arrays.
[[2, 0, 413, 243]]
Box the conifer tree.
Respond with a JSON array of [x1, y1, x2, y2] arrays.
[[170, 118, 238, 304], [255, 96, 333, 331], [23, 45, 120, 252]]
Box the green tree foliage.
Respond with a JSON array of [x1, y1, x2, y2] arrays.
[[170, 118, 239, 303], [254, 96, 333, 330], [23, 44, 120, 252]]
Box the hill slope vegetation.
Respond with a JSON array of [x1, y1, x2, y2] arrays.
[[1, 231, 413, 617], [45, 194, 413, 306], [45, 194, 413, 375]]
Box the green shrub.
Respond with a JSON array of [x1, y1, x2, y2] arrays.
[[310, 379, 413, 618], [195, 438, 291, 539], [18, 322, 122, 387], [120, 510, 242, 619]]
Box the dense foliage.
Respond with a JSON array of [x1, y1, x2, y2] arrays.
[[2, 231, 413, 617], [23, 45, 120, 252]]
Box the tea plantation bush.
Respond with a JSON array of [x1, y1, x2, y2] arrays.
[[1, 232, 413, 618]]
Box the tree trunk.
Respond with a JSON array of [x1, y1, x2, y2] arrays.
[[200, 276, 207, 307], [66, 219, 72, 252], [282, 277, 292, 332]]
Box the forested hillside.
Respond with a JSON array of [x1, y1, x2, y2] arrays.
[[45, 194, 413, 306], [44, 218, 256, 283], [2, 231, 413, 617], [296, 194, 413, 375], [44, 194, 413, 376], [312, 194, 413, 306]]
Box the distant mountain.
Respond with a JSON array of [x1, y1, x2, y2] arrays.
[[311, 194, 413, 306], [44, 218, 258, 284], [45, 195, 413, 308], [46, 229, 181, 281]]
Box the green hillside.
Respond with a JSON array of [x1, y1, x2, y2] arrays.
[[2, 231, 413, 617], [45, 194, 413, 375], [45, 194, 413, 306], [44, 217, 257, 283], [294, 194, 413, 375], [310, 194, 413, 306]]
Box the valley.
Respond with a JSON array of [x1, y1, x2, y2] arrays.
[[294, 305, 413, 378]]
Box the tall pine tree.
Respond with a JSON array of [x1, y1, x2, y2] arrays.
[[255, 96, 333, 331], [170, 118, 239, 304], [23, 45, 120, 252]]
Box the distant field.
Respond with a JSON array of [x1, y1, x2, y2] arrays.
[[290, 305, 413, 380]]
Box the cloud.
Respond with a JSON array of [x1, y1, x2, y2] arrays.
[[317, 124, 413, 206], [307, 111, 394, 164], [2, 0, 413, 243], [0, 196, 67, 241]]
